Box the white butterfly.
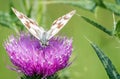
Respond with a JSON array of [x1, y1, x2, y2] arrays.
[[12, 8, 76, 46]]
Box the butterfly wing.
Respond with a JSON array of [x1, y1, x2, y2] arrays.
[[47, 10, 76, 40], [12, 8, 45, 40]]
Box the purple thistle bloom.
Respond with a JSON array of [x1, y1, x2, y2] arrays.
[[4, 33, 73, 77]]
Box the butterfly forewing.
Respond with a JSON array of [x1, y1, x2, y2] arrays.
[[47, 10, 76, 39], [12, 8, 45, 40]]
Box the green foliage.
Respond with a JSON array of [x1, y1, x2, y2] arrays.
[[81, 16, 113, 36], [114, 20, 120, 38], [0, 0, 43, 32], [0, 0, 20, 32], [63, 0, 96, 12], [70, 0, 120, 79], [115, 0, 120, 5], [94, 0, 106, 8], [90, 42, 120, 79], [66, 0, 120, 16], [0, 11, 19, 32], [21, 74, 42, 79], [103, 1, 120, 15], [21, 0, 43, 25], [21, 74, 60, 79]]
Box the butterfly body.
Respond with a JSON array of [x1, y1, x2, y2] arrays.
[[40, 31, 48, 46], [12, 8, 76, 46]]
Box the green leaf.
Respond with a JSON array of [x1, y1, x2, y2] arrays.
[[94, 0, 106, 8], [103, 1, 120, 15], [115, 0, 120, 5], [0, 12, 13, 28], [21, 0, 30, 13], [21, 74, 42, 79], [21, 74, 60, 79], [30, 0, 43, 25], [114, 20, 120, 38], [0, 11, 23, 33], [9, 0, 15, 16], [20, 0, 43, 25], [90, 42, 120, 79], [66, 0, 120, 16], [67, 0, 120, 16], [47, 74, 60, 79], [63, 0, 96, 12], [64, 0, 106, 12], [81, 16, 113, 36], [36, 4, 43, 25], [25, 0, 30, 9]]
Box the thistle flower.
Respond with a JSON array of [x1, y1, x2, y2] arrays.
[[4, 33, 73, 78]]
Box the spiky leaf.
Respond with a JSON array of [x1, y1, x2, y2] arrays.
[[81, 16, 112, 36], [90, 42, 120, 79], [114, 20, 120, 38]]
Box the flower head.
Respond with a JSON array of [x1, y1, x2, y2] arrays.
[[4, 33, 73, 77]]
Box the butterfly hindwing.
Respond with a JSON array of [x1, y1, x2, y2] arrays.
[[12, 8, 45, 40], [47, 10, 76, 39]]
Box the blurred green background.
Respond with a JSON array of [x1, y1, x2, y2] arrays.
[[0, 0, 120, 79]]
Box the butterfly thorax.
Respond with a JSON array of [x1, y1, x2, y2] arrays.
[[40, 32, 49, 47]]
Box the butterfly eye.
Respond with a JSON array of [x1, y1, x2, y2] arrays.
[[42, 43, 45, 46], [41, 43, 47, 47], [42, 41, 49, 47]]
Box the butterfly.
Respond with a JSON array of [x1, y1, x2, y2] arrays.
[[12, 8, 76, 46]]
